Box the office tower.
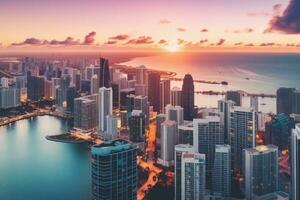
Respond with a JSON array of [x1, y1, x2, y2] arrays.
[[99, 87, 113, 133], [178, 121, 193, 145], [218, 99, 235, 144], [171, 87, 182, 106], [181, 153, 206, 200], [119, 88, 135, 110], [244, 145, 278, 200], [120, 110, 128, 127], [230, 106, 257, 174], [90, 74, 99, 94], [160, 79, 171, 113], [175, 144, 194, 200], [148, 72, 160, 112], [111, 82, 119, 108], [74, 96, 98, 131], [0, 77, 9, 87], [27, 75, 45, 101], [51, 77, 61, 99], [181, 74, 194, 120], [55, 87, 65, 107], [128, 110, 145, 142], [225, 90, 243, 106], [66, 86, 79, 113], [99, 58, 110, 88], [91, 139, 137, 200], [136, 65, 148, 85], [0, 87, 20, 109], [156, 113, 166, 141], [193, 116, 224, 187], [14, 75, 27, 89], [158, 120, 178, 167], [165, 104, 184, 125], [250, 96, 259, 112], [80, 80, 91, 93], [44, 80, 52, 99], [265, 113, 294, 150], [212, 144, 231, 198], [133, 95, 150, 127], [292, 90, 300, 114], [291, 124, 300, 200], [277, 87, 295, 115], [126, 94, 135, 113], [75, 73, 81, 91], [85, 65, 96, 80], [106, 115, 118, 139]]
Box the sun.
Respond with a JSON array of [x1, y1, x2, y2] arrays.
[[163, 42, 180, 52]]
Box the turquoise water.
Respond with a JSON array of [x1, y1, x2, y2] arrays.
[[0, 116, 91, 200]]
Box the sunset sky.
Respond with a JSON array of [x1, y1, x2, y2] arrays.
[[1, 0, 300, 52]]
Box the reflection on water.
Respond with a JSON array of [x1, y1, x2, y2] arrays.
[[0, 116, 91, 200]]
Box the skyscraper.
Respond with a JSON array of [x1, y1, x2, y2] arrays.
[[106, 115, 118, 140], [27, 75, 45, 101], [90, 74, 99, 94], [171, 87, 182, 106], [99, 58, 110, 88], [218, 99, 235, 144], [175, 144, 194, 200], [0, 87, 20, 109], [181, 74, 194, 120], [91, 139, 137, 200], [128, 110, 145, 142], [212, 144, 231, 198], [133, 95, 150, 127], [250, 96, 259, 112], [160, 79, 171, 113], [158, 120, 178, 167], [230, 106, 257, 174], [225, 90, 243, 106], [193, 116, 224, 187], [135, 65, 148, 96], [66, 86, 79, 113], [99, 87, 113, 134], [111, 82, 119, 109], [166, 104, 184, 126], [291, 124, 300, 200], [148, 72, 160, 112], [292, 90, 300, 114], [244, 145, 278, 200], [181, 152, 206, 200], [277, 87, 295, 115]]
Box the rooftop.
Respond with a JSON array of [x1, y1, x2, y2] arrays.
[[92, 139, 134, 156]]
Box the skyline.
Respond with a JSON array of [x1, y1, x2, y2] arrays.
[[1, 0, 300, 52]]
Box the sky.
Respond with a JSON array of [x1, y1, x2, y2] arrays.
[[1, 0, 300, 52]]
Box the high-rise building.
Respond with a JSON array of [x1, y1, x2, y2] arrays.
[[133, 95, 150, 127], [250, 96, 259, 112], [225, 90, 243, 106], [160, 79, 171, 113], [91, 139, 137, 200], [175, 144, 194, 200], [51, 77, 61, 99], [166, 104, 184, 125], [128, 110, 145, 142], [66, 86, 79, 113], [193, 116, 224, 187], [265, 114, 294, 150], [178, 121, 193, 145], [44, 80, 52, 99], [158, 120, 178, 167], [99, 58, 110, 88], [74, 96, 98, 131], [111, 82, 119, 109], [119, 88, 135, 110], [218, 99, 235, 144], [106, 115, 118, 140], [230, 106, 257, 174], [277, 87, 295, 115], [98, 87, 112, 134], [291, 124, 300, 200], [156, 113, 166, 142], [181, 152, 206, 200], [91, 74, 99, 94], [181, 74, 194, 120], [171, 87, 182, 106], [148, 72, 160, 112], [0, 87, 20, 109], [212, 144, 231, 198], [27, 75, 45, 101], [244, 145, 278, 200], [292, 90, 300, 114]]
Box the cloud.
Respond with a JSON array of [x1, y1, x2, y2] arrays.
[[177, 38, 187, 45], [159, 19, 171, 24], [158, 39, 168, 45], [248, 4, 283, 17], [228, 28, 254, 34], [266, 0, 300, 34], [83, 32, 96, 45], [245, 43, 254, 47], [235, 42, 243, 46], [109, 34, 129, 40], [216, 39, 225, 46], [184, 39, 208, 49], [11, 32, 96, 46], [126, 36, 154, 45], [105, 41, 117, 45], [177, 28, 186, 32], [260, 42, 275, 46], [200, 29, 208, 32], [199, 39, 208, 43]]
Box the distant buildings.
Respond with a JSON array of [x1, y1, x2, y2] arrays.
[[244, 145, 278, 200], [91, 139, 137, 200], [181, 74, 194, 120], [212, 144, 231, 198], [291, 124, 300, 200], [181, 153, 206, 200], [225, 90, 243, 106]]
